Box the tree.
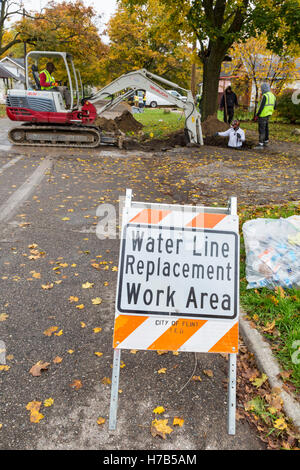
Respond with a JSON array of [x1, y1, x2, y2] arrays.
[[226, 36, 298, 115], [122, 0, 300, 120], [104, 0, 193, 87], [13, 1, 108, 86], [0, 0, 31, 56]]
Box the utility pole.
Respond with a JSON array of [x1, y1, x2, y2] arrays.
[[23, 7, 27, 89]]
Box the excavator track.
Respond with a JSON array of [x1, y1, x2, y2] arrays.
[[8, 124, 104, 148]]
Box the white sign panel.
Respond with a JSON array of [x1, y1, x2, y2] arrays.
[[117, 223, 239, 320]]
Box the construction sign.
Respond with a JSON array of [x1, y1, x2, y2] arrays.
[[109, 190, 239, 435], [113, 196, 239, 354]]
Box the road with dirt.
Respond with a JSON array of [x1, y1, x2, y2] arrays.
[[0, 117, 299, 452]]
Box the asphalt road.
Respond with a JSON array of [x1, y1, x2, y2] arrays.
[[0, 118, 268, 451]]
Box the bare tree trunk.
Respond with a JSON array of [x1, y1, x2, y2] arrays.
[[201, 46, 224, 120], [190, 40, 197, 99]]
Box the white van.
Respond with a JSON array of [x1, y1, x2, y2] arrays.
[[144, 91, 171, 108]]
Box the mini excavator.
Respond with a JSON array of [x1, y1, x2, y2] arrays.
[[6, 51, 203, 148]]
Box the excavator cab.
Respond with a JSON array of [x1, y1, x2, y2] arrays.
[[26, 50, 79, 110], [6, 50, 83, 124]]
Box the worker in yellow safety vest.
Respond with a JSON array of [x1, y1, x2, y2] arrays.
[[254, 83, 276, 149], [39, 62, 71, 109], [39, 62, 58, 90]]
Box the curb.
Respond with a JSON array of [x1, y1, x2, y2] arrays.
[[239, 310, 300, 430]]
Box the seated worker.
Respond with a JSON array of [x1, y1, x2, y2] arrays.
[[39, 62, 71, 108], [214, 120, 245, 148]]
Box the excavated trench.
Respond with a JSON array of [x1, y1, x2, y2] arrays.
[[95, 111, 257, 151]]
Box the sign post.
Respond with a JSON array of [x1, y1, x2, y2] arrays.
[[109, 190, 239, 434]]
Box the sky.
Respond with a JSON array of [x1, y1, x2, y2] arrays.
[[22, 0, 118, 42], [23, 0, 118, 23]]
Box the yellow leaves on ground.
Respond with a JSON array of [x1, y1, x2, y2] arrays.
[[0, 313, 8, 322], [53, 356, 63, 364], [44, 398, 54, 407], [274, 417, 288, 431], [251, 373, 268, 388], [82, 282, 94, 289], [93, 327, 102, 333], [173, 417, 184, 427], [43, 326, 63, 337], [70, 379, 83, 390], [69, 296, 79, 302], [151, 419, 173, 439], [92, 297, 102, 305], [151, 406, 184, 438], [94, 352, 103, 357], [97, 417, 106, 426], [158, 368, 167, 374], [29, 361, 50, 377], [26, 401, 44, 423], [101, 377, 111, 385], [203, 369, 214, 378], [0, 365, 10, 371], [192, 375, 202, 382], [76, 304, 85, 310], [43, 326, 58, 337], [153, 406, 165, 414], [41, 283, 54, 290]]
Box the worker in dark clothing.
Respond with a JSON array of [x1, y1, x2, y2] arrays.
[[220, 86, 238, 124], [254, 83, 276, 149]]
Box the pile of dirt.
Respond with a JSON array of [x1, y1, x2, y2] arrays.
[[93, 116, 119, 133], [94, 110, 143, 134], [115, 110, 143, 133], [201, 114, 229, 137]]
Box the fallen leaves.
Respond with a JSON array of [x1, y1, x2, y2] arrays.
[[173, 417, 184, 427], [93, 327, 102, 333], [43, 326, 59, 337], [44, 398, 54, 407], [26, 401, 44, 423], [53, 356, 63, 364], [153, 406, 165, 414], [41, 283, 54, 290], [29, 361, 50, 377], [82, 282, 94, 289], [70, 379, 83, 390], [251, 373, 268, 388], [151, 419, 173, 439]]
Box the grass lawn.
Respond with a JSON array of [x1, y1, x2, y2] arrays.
[[134, 108, 185, 138], [0, 104, 6, 118]]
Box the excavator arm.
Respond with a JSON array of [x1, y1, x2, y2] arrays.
[[88, 69, 203, 145]]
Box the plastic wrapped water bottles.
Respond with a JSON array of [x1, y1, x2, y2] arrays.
[[242, 215, 300, 289]]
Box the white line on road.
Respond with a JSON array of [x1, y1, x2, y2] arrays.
[[0, 155, 23, 174], [0, 156, 54, 223]]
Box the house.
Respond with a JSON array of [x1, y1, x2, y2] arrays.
[[0, 56, 26, 104], [219, 55, 300, 110]]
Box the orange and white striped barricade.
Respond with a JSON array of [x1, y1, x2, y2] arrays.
[[109, 189, 239, 435]]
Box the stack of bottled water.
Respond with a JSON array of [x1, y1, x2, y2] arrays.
[[242, 215, 300, 289]]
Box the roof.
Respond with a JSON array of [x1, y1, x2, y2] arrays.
[[0, 56, 25, 69], [0, 63, 25, 82]]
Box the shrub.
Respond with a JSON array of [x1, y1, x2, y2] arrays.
[[276, 88, 300, 123]]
